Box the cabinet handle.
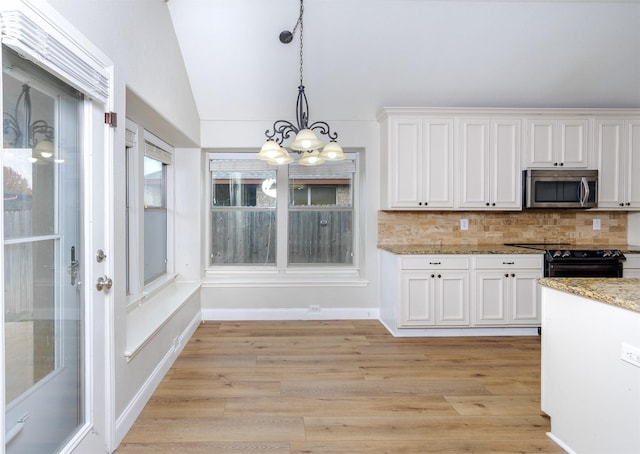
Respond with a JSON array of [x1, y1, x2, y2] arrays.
[[431, 274, 435, 278], [554, 162, 558, 166], [437, 274, 442, 278], [504, 273, 509, 277], [620, 202, 625, 206], [429, 262, 441, 265], [502, 261, 515, 265], [511, 273, 515, 277], [418, 202, 422, 206], [626, 203, 631, 206], [492, 203, 496, 206]]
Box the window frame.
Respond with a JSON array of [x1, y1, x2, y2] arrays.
[[125, 119, 175, 305], [205, 150, 363, 283]]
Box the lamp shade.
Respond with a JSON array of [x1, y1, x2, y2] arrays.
[[267, 153, 294, 165], [257, 140, 287, 161], [289, 129, 324, 151], [298, 149, 325, 166], [319, 141, 346, 161]]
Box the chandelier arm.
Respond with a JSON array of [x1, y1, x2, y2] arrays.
[[307, 121, 339, 142], [265, 120, 299, 145], [295, 85, 310, 130]]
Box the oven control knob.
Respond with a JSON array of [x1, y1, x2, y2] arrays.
[[603, 250, 612, 258], [552, 250, 562, 258], [611, 250, 621, 257], [561, 250, 571, 258]]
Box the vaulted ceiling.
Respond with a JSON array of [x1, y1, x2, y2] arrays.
[[167, 0, 640, 124]]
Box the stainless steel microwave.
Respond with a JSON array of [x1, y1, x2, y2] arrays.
[[523, 169, 598, 209]]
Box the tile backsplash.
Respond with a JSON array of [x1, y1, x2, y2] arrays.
[[378, 210, 628, 246]]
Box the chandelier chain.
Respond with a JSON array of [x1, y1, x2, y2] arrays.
[[298, 0, 304, 86]]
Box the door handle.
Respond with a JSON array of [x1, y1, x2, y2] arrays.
[[69, 246, 79, 286], [96, 276, 113, 292], [580, 177, 590, 207]]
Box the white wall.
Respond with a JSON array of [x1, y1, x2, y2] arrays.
[[44, 0, 203, 448], [200, 119, 381, 318]]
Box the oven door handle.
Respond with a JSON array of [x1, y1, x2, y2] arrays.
[[580, 177, 590, 207]]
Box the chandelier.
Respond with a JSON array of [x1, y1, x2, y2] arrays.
[[256, 0, 345, 166], [3, 83, 57, 163]]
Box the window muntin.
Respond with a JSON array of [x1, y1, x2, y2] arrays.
[[208, 153, 357, 269]]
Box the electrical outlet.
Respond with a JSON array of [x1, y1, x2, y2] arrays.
[[621, 343, 640, 368], [460, 219, 469, 231], [593, 218, 601, 230], [308, 304, 320, 312]]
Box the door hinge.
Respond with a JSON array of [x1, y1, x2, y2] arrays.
[[104, 112, 117, 127]]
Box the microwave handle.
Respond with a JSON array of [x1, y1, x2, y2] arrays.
[[580, 177, 590, 207]]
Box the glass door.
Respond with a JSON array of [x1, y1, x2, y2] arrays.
[[3, 47, 85, 453]]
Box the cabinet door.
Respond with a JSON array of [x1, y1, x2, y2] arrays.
[[510, 271, 541, 324], [526, 118, 589, 168], [626, 120, 640, 208], [423, 119, 454, 208], [558, 119, 589, 168], [457, 119, 490, 208], [526, 119, 555, 167], [595, 119, 625, 208], [491, 120, 522, 208], [474, 272, 509, 325], [436, 272, 469, 325], [389, 118, 422, 208], [400, 271, 436, 326]]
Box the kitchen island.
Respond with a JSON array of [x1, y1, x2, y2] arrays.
[[539, 278, 640, 454]]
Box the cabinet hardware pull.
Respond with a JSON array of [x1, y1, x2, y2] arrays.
[[504, 273, 509, 277], [429, 262, 441, 265], [431, 274, 435, 278], [437, 274, 442, 278], [511, 273, 515, 277], [502, 261, 515, 265]]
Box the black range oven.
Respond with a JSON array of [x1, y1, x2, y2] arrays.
[[506, 244, 626, 277]]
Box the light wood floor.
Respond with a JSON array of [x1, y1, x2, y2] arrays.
[[116, 320, 564, 454]]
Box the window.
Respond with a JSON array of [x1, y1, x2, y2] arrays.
[[125, 121, 174, 296], [209, 152, 358, 270], [143, 154, 167, 283]]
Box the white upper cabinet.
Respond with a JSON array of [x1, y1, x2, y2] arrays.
[[380, 108, 640, 212], [383, 116, 454, 209], [457, 118, 521, 210], [525, 118, 590, 168], [595, 118, 640, 209]]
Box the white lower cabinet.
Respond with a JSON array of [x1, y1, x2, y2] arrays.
[[383, 252, 543, 330], [473, 255, 543, 325], [401, 270, 469, 326], [399, 256, 470, 327], [623, 253, 640, 277]]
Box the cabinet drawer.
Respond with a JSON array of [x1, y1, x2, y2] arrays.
[[401, 256, 470, 270], [475, 255, 543, 269]]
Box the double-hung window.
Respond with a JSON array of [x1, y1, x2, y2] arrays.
[[209, 152, 358, 274], [125, 121, 174, 297]]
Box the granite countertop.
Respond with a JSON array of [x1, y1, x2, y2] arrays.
[[378, 244, 545, 255], [538, 278, 640, 314], [378, 244, 640, 256]]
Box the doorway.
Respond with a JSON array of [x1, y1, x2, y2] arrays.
[[3, 45, 91, 453]]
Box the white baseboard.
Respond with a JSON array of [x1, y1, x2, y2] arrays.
[[379, 317, 540, 337], [202, 307, 380, 321], [113, 311, 201, 447]]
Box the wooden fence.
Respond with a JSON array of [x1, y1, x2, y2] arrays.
[[210, 209, 353, 265]]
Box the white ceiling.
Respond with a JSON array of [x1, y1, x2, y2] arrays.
[[167, 0, 640, 124]]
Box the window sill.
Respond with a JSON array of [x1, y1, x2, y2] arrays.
[[125, 279, 200, 360], [203, 267, 368, 288]]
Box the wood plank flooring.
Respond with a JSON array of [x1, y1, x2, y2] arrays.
[[116, 320, 564, 454]]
